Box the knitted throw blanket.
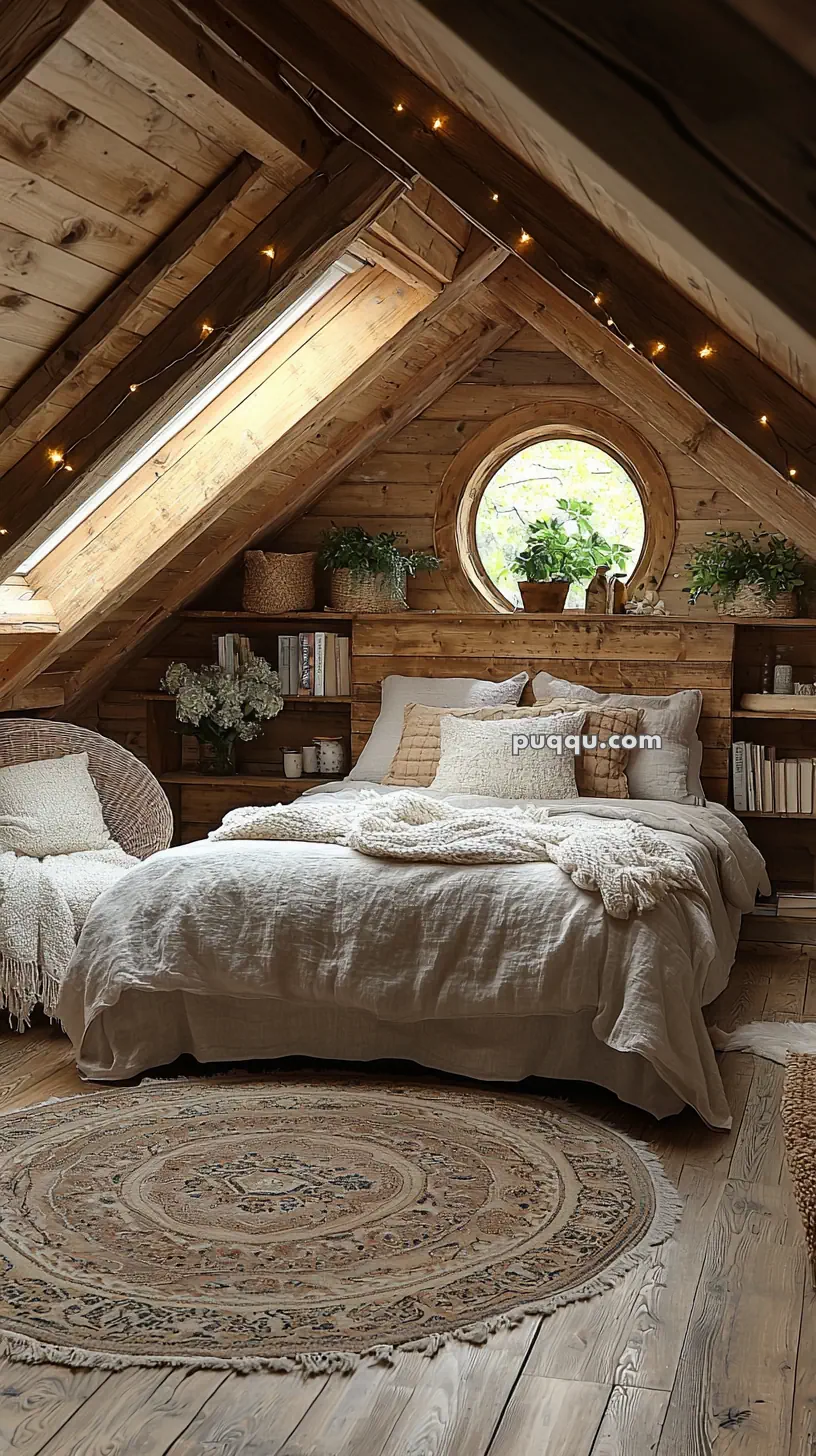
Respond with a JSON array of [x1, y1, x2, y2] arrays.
[[211, 791, 703, 920], [0, 844, 136, 1028]]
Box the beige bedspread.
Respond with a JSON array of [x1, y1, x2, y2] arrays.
[[58, 786, 768, 1127]]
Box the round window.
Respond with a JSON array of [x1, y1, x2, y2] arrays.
[[474, 438, 647, 609]]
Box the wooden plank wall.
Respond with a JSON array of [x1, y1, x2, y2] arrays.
[[351, 614, 735, 803], [274, 325, 782, 616]]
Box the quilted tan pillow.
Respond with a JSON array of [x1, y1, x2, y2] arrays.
[[384, 700, 640, 797]]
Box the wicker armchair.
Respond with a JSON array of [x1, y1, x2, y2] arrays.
[[0, 719, 173, 859]]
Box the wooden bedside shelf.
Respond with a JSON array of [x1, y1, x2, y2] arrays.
[[159, 772, 341, 787], [179, 610, 353, 621]]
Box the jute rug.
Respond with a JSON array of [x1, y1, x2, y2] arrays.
[[0, 1077, 680, 1374], [781, 1054, 816, 1281]]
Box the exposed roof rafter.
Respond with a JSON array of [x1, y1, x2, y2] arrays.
[[0, 0, 91, 104]]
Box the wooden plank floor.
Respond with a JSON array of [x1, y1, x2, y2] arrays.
[[0, 948, 812, 1455]]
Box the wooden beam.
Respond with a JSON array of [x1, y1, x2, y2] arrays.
[[417, 0, 816, 336], [0, 139, 404, 578], [0, 0, 90, 103], [108, 0, 331, 169], [488, 258, 816, 557], [60, 302, 515, 713], [0, 152, 262, 453], [173, 0, 816, 501]]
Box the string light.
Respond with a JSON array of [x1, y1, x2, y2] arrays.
[[129, 383, 139, 393], [394, 102, 404, 113], [790, 467, 798, 477], [261, 245, 276, 260], [63, 464, 73, 472], [760, 414, 769, 426], [627, 341, 636, 350], [607, 316, 615, 327], [432, 117, 444, 131], [200, 322, 214, 339], [519, 230, 532, 245], [0, 529, 7, 536], [593, 293, 603, 306], [490, 192, 499, 202], [698, 344, 714, 359], [652, 341, 666, 357], [46, 449, 64, 466]]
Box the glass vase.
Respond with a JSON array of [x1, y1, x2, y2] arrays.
[[198, 737, 237, 775]]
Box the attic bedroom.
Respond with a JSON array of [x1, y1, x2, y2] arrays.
[[0, 0, 814, 1449]]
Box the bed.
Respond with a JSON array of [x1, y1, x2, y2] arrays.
[[58, 781, 767, 1128]]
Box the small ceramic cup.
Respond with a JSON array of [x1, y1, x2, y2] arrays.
[[282, 748, 303, 779], [302, 743, 319, 775]]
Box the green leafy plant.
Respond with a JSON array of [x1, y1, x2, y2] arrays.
[[505, 498, 632, 585], [685, 529, 806, 605], [318, 525, 439, 599]]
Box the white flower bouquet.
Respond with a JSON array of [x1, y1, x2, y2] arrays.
[[162, 655, 283, 773]]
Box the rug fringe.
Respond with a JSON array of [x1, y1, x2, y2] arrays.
[[0, 1096, 683, 1377]]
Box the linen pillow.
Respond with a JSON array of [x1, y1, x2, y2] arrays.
[[531, 670, 703, 803], [430, 709, 586, 799], [385, 701, 638, 798], [0, 752, 111, 857], [348, 672, 528, 783]]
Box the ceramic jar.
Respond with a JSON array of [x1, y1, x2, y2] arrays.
[[282, 748, 303, 779], [314, 736, 345, 776]]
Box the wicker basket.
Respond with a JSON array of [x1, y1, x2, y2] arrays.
[[329, 567, 408, 613], [717, 583, 798, 618], [243, 551, 317, 614]]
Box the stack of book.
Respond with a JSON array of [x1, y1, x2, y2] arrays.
[[277, 632, 351, 697], [732, 741, 816, 814], [214, 633, 252, 675], [778, 890, 816, 919]]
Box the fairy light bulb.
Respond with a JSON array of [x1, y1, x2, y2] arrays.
[[760, 414, 769, 426], [129, 382, 139, 393], [698, 344, 714, 359], [0, 528, 7, 535], [261, 245, 276, 260], [627, 341, 635, 350], [519, 230, 532, 245], [46, 449, 64, 466], [63, 463, 73, 472], [491, 191, 499, 202], [593, 293, 603, 306], [432, 116, 444, 131], [607, 317, 615, 327], [790, 467, 798, 477], [394, 102, 404, 113], [652, 341, 666, 356], [200, 322, 214, 339]]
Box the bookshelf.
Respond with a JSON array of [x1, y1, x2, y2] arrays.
[[731, 620, 816, 930], [142, 610, 354, 841]]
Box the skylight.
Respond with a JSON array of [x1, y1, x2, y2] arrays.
[[18, 256, 363, 575]]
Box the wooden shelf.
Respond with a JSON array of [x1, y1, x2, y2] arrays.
[[733, 710, 816, 720], [179, 610, 353, 621], [736, 810, 816, 819], [126, 690, 350, 705], [159, 772, 342, 787]]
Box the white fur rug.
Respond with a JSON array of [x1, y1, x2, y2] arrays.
[[711, 1021, 816, 1064]]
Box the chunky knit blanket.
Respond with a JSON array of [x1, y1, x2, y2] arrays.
[[0, 844, 136, 1028], [211, 790, 703, 920]]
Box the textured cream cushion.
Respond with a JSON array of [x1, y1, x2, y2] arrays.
[[0, 753, 111, 857], [532, 671, 703, 804], [430, 710, 586, 799], [385, 701, 639, 797], [349, 672, 528, 783]]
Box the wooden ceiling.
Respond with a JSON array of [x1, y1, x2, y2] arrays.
[[1, 0, 816, 711]]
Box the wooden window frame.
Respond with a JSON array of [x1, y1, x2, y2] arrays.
[[434, 399, 676, 613]]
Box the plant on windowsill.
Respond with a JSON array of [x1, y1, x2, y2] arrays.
[[161, 656, 283, 775], [506, 498, 632, 612], [318, 525, 440, 613], [685, 530, 805, 618]]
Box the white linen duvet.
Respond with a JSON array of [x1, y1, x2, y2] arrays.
[[58, 784, 768, 1127]]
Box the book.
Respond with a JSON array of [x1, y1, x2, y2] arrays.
[[324, 633, 338, 696], [762, 754, 774, 815], [314, 632, 326, 696], [801, 758, 815, 816], [732, 741, 747, 813], [774, 757, 786, 814], [779, 891, 816, 913], [751, 743, 763, 811], [785, 757, 800, 814], [337, 635, 351, 696], [298, 632, 314, 695]]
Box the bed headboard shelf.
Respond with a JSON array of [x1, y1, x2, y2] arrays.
[[350, 613, 734, 803]]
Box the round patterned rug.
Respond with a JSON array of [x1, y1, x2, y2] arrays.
[[0, 1077, 680, 1373]]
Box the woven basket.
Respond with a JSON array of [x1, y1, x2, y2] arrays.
[[243, 551, 317, 614], [329, 568, 408, 613], [717, 584, 798, 618]]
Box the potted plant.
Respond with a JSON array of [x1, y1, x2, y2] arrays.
[[162, 654, 283, 774], [318, 525, 440, 612], [685, 530, 805, 618], [507, 498, 632, 612]]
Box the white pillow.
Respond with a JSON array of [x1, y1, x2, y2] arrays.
[[431, 709, 586, 799], [0, 752, 111, 856], [531, 670, 703, 804], [349, 672, 528, 782]]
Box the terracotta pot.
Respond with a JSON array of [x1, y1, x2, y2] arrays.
[[518, 580, 570, 613]]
